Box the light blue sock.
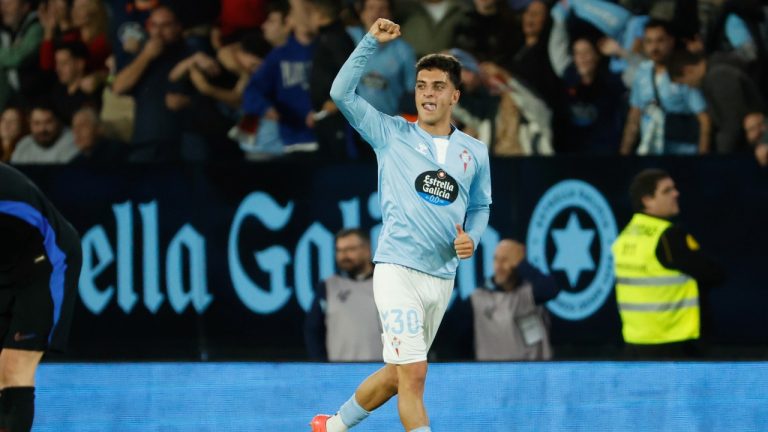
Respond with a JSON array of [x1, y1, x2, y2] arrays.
[[410, 427, 432, 432], [338, 395, 371, 428]]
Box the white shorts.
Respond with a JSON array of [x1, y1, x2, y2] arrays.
[[373, 263, 454, 364]]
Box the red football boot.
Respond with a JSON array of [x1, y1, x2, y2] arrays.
[[309, 414, 331, 431]]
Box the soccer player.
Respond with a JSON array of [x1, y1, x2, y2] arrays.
[[310, 18, 492, 432], [0, 163, 82, 432]]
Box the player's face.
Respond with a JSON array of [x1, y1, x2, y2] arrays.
[[415, 69, 459, 127], [645, 177, 680, 218], [335, 235, 372, 276]]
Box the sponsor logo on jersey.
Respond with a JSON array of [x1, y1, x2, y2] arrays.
[[414, 170, 458, 206]]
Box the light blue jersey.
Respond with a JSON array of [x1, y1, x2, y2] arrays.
[[331, 34, 492, 279], [630, 60, 707, 141]]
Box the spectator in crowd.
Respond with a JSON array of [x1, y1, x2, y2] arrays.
[[0, 0, 44, 110], [619, 20, 710, 155], [668, 49, 766, 155], [548, 7, 626, 154], [478, 61, 554, 155], [744, 113, 768, 166], [261, 0, 294, 48], [211, 0, 267, 49], [399, 0, 469, 58], [111, 6, 194, 161], [705, 0, 768, 101], [109, 0, 156, 71], [304, 229, 380, 362], [504, 0, 561, 111], [168, 49, 244, 161], [451, 0, 521, 67], [469, 239, 559, 361], [0, 107, 27, 162], [98, 54, 136, 143], [195, 33, 272, 110], [38, 0, 112, 76], [49, 41, 103, 124], [307, 0, 359, 160], [447, 48, 499, 147], [546, 0, 643, 87], [36, 0, 73, 68], [237, 0, 317, 159], [346, 0, 416, 117], [11, 104, 78, 164], [69, 107, 127, 163], [613, 169, 724, 359]]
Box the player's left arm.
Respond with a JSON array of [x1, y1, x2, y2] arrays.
[[455, 149, 492, 258]]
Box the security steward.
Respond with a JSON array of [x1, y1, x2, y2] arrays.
[[0, 163, 82, 432], [612, 169, 724, 359]]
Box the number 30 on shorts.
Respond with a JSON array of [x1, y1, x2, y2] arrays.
[[380, 308, 421, 335]]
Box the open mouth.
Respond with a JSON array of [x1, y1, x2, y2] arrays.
[[422, 103, 437, 112]]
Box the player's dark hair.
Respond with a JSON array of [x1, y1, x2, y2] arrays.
[[629, 169, 671, 213], [415, 54, 462, 88], [335, 228, 370, 244]]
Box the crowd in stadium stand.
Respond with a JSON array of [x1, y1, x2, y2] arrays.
[[0, 0, 767, 164]]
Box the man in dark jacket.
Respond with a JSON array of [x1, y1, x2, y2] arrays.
[[668, 50, 766, 155]]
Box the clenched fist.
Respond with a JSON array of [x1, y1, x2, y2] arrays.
[[368, 18, 401, 43]]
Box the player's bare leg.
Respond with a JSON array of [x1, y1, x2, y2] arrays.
[[0, 349, 44, 432], [354, 363, 399, 411], [396, 361, 428, 430]]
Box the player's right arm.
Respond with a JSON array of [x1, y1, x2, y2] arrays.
[[330, 19, 403, 149]]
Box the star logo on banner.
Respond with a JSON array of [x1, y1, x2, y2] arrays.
[[550, 212, 596, 288]]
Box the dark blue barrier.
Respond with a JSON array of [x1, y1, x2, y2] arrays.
[[18, 155, 768, 360]]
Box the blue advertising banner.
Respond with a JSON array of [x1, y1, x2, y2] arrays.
[[19, 155, 768, 360]]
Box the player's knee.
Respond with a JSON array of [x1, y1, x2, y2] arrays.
[[397, 362, 427, 392]]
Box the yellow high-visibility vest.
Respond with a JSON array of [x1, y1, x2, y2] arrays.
[[611, 213, 700, 344]]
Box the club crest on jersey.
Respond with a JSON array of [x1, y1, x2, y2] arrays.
[[460, 149, 472, 172], [391, 336, 401, 357], [415, 169, 459, 206]]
